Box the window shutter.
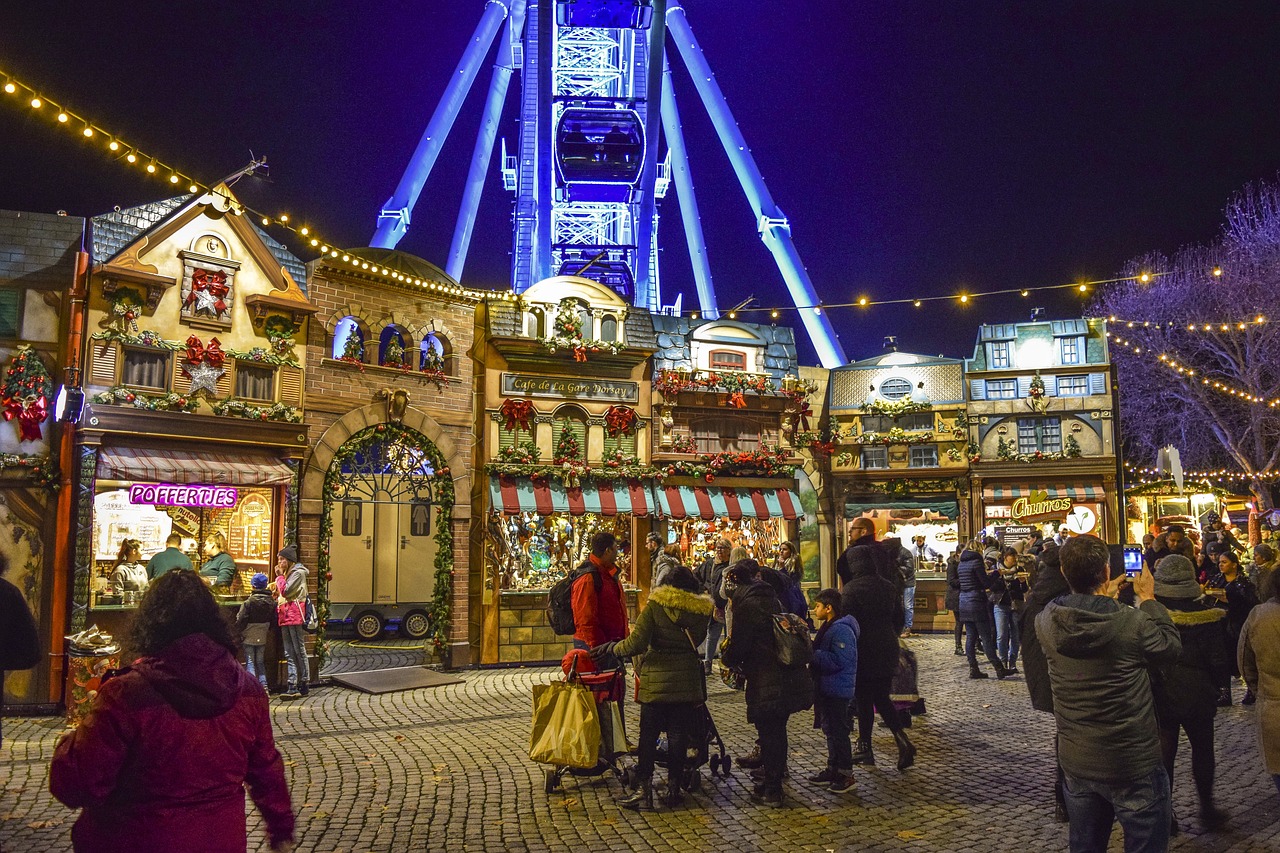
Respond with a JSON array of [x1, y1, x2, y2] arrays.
[[279, 365, 302, 406], [1017, 376, 1032, 397], [969, 379, 985, 400], [0, 289, 21, 338], [89, 342, 119, 386], [1089, 373, 1108, 395], [499, 426, 528, 452], [604, 432, 636, 456], [1042, 374, 1057, 396], [171, 355, 186, 392]]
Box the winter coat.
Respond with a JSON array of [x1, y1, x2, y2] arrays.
[[145, 546, 193, 579], [1153, 595, 1230, 723], [650, 552, 680, 588], [810, 615, 859, 700], [571, 556, 628, 647], [1, 576, 40, 743], [1240, 598, 1280, 773], [275, 564, 308, 627], [956, 549, 995, 623], [697, 557, 729, 614], [49, 633, 295, 852], [1145, 534, 1196, 572], [895, 545, 916, 586], [612, 584, 712, 705], [236, 592, 279, 645], [839, 547, 903, 682], [722, 580, 813, 723], [836, 538, 889, 585], [1036, 594, 1180, 784], [200, 552, 238, 588], [989, 571, 1028, 611], [944, 554, 961, 612], [1207, 570, 1259, 641], [1020, 549, 1070, 713]]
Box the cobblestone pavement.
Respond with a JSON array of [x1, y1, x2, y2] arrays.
[[4, 635, 1279, 852], [321, 638, 428, 676]]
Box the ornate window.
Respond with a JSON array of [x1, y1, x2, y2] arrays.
[[879, 377, 911, 400], [693, 415, 759, 453], [552, 407, 588, 461], [1017, 417, 1062, 454], [708, 349, 747, 372]]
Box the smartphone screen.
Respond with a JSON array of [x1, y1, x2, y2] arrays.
[[1123, 547, 1144, 577]]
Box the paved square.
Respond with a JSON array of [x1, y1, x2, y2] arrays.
[[3, 635, 1278, 851]]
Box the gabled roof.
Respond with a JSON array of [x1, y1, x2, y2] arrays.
[[838, 350, 963, 371], [651, 314, 797, 381], [0, 209, 86, 290], [90, 195, 308, 293]]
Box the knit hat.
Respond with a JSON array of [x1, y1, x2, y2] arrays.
[[251, 572, 270, 590], [278, 545, 299, 564], [1254, 543, 1276, 564], [1154, 554, 1202, 599]]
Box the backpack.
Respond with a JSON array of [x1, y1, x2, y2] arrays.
[[780, 573, 808, 618], [302, 597, 319, 633], [546, 563, 603, 636], [772, 612, 812, 667]]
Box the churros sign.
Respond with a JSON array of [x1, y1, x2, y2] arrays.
[[1011, 489, 1073, 522], [128, 483, 239, 508]]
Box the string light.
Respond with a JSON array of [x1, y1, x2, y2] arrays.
[[1107, 316, 1266, 332], [0, 65, 519, 305], [1107, 332, 1280, 407], [1124, 462, 1279, 482]]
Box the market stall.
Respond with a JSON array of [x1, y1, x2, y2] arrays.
[[655, 481, 802, 568]]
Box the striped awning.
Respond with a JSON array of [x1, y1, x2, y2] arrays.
[[97, 446, 294, 486], [489, 475, 653, 517], [656, 485, 802, 521], [983, 483, 1103, 501]]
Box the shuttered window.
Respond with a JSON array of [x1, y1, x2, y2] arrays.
[[1017, 417, 1062, 454], [0, 289, 21, 339], [121, 348, 170, 391], [498, 427, 530, 452], [693, 416, 759, 453], [235, 364, 275, 402], [986, 379, 1017, 399], [603, 431, 637, 456]]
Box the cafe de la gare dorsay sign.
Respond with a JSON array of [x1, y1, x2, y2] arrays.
[[1011, 489, 1074, 523], [502, 372, 639, 404]]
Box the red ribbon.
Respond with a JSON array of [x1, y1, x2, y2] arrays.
[[183, 335, 226, 377], [573, 345, 587, 363], [204, 337, 225, 367], [184, 335, 205, 365], [729, 391, 747, 409], [500, 399, 534, 432], [186, 269, 230, 314], [4, 396, 47, 441], [797, 400, 812, 432], [604, 405, 638, 438]]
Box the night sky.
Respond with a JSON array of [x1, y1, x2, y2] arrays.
[[2, 1, 1279, 365]]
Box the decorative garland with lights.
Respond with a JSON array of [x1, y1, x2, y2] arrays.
[[210, 398, 302, 423], [859, 398, 933, 419], [92, 385, 199, 413], [228, 346, 298, 367], [543, 299, 622, 362], [0, 452, 57, 490], [1108, 331, 1280, 407], [1123, 461, 1280, 482], [996, 435, 1082, 462], [89, 329, 182, 351], [318, 424, 455, 663], [1125, 478, 1231, 498], [486, 446, 796, 486], [653, 369, 778, 407], [862, 478, 969, 498], [853, 428, 936, 446]]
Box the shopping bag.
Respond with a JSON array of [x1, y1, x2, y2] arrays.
[[602, 701, 629, 757], [528, 679, 600, 768]]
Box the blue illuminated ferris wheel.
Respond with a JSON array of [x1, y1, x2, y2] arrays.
[[369, 0, 847, 367]]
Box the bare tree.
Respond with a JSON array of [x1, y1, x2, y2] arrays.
[[1091, 179, 1280, 509]]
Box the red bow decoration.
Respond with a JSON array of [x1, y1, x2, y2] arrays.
[[795, 400, 812, 432], [728, 391, 747, 409], [4, 396, 47, 441], [183, 335, 226, 377], [573, 345, 587, 363], [500, 398, 534, 432], [186, 269, 230, 314], [604, 405, 638, 438]]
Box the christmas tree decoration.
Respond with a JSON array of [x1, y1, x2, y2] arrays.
[[339, 328, 365, 367], [382, 336, 406, 369], [1, 345, 53, 442], [554, 428, 582, 464]]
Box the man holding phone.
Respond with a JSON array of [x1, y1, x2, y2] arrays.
[[1037, 534, 1182, 852]]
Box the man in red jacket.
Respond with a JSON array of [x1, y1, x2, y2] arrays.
[[572, 532, 628, 664]]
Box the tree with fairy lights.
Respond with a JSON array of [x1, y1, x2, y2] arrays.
[[1091, 178, 1280, 509]]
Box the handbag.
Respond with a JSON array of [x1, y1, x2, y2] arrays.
[[528, 679, 601, 768], [602, 701, 629, 758]]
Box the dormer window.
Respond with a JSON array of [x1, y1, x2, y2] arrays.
[[879, 377, 911, 400], [709, 349, 747, 372]]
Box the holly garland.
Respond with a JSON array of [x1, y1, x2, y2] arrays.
[[486, 445, 797, 485], [653, 368, 778, 407], [319, 423, 455, 664], [996, 435, 1082, 462], [211, 398, 303, 423], [859, 398, 932, 418], [0, 452, 57, 490], [92, 386, 199, 413], [542, 298, 623, 362], [2, 345, 54, 442]]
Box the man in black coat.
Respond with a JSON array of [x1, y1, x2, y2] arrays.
[[840, 547, 915, 771], [0, 554, 40, 745], [1020, 541, 1072, 821]]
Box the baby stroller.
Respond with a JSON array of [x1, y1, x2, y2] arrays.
[[543, 650, 632, 794], [645, 702, 731, 794]]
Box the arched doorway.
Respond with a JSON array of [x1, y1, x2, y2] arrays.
[[319, 424, 454, 673]]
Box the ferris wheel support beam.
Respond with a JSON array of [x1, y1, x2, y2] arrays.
[[632, 0, 668, 313], [447, 0, 526, 281], [371, 0, 511, 249], [661, 54, 717, 318], [665, 2, 847, 366]]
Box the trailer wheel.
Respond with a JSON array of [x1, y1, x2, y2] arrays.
[[354, 610, 385, 640], [401, 609, 431, 639]]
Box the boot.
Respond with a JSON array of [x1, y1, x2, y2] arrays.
[[893, 729, 916, 771], [969, 664, 989, 679], [736, 744, 763, 769], [1199, 801, 1228, 827], [995, 662, 1013, 680], [618, 779, 653, 811], [851, 738, 874, 765], [661, 779, 685, 808]]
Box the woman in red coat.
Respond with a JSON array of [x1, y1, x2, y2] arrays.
[[50, 570, 295, 852]]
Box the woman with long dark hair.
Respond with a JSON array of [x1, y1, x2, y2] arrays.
[[50, 570, 295, 852]]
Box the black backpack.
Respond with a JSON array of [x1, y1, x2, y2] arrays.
[[546, 563, 603, 636]]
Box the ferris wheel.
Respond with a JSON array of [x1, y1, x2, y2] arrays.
[[369, 0, 847, 368]]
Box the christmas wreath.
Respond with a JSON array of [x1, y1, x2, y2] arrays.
[[2, 346, 53, 442]]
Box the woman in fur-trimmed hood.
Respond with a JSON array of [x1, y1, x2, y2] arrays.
[[595, 565, 713, 809]]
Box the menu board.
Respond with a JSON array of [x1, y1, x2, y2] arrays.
[[94, 489, 174, 560]]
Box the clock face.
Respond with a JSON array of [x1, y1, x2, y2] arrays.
[[1066, 506, 1098, 535]]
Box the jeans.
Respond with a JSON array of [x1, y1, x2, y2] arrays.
[[854, 675, 902, 738], [1062, 766, 1171, 853], [994, 606, 1021, 666], [281, 624, 308, 692], [701, 618, 723, 664], [964, 617, 1003, 672], [902, 585, 916, 631], [816, 694, 853, 773], [1158, 715, 1215, 806], [244, 644, 268, 689], [753, 712, 791, 791], [635, 701, 695, 787]]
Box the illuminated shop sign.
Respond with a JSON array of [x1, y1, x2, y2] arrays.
[[1011, 491, 1073, 522], [128, 483, 239, 508]]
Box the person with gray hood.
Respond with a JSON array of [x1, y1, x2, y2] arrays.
[[1037, 534, 1181, 853]]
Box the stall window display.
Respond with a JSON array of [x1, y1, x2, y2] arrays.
[[489, 510, 636, 592], [845, 508, 958, 574], [670, 516, 786, 569], [90, 483, 275, 608]]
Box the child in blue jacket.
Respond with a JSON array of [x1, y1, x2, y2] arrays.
[[809, 588, 860, 792]]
